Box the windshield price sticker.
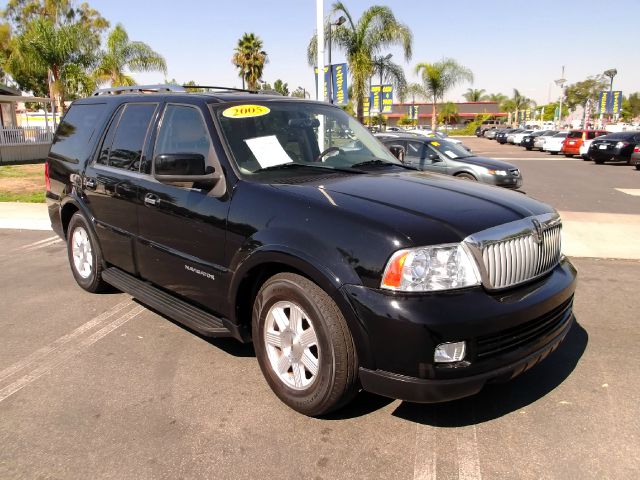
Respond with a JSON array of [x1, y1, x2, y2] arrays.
[[222, 105, 270, 119], [431, 141, 440, 146]]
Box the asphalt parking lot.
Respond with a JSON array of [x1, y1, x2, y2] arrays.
[[1, 140, 639, 479]]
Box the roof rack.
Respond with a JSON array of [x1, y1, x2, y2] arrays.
[[183, 85, 282, 96], [92, 85, 187, 96], [90, 84, 283, 97]]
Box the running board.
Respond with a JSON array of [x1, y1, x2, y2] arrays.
[[102, 267, 243, 340]]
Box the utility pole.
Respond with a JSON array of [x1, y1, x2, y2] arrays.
[[316, 0, 325, 149], [554, 66, 566, 129]]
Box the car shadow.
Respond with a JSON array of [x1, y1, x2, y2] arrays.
[[391, 320, 588, 427], [134, 299, 588, 423], [327, 320, 587, 423]]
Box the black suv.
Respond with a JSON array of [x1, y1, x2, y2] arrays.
[[46, 85, 577, 416]]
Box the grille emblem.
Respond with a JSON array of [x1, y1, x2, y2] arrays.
[[532, 219, 543, 245]]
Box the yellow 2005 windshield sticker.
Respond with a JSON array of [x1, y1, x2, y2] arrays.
[[222, 104, 270, 119], [431, 141, 440, 146]]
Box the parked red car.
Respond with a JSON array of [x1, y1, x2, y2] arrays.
[[561, 130, 607, 157]]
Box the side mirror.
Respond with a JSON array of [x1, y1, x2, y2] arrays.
[[427, 152, 440, 161], [388, 144, 406, 162], [153, 153, 216, 184]]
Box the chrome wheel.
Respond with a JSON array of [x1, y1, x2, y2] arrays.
[[264, 301, 320, 390], [71, 227, 93, 279]]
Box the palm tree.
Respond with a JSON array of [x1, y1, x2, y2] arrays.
[[509, 88, 535, 126], [307, 2, 412, 122], [8, 17, 92, 112], [438, 101, 458, 126], [371, 54, 406, 129], [93, 24, 166, 87], [414, 58, 473, 130], [463, 88, 487, 102], [232, 33, 268, 90]]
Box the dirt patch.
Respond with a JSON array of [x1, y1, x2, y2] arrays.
[[0, 164, 45, 194]]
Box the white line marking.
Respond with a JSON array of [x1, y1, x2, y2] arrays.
[[457, 425, 482, 480], [0, 300, 133, 382], [413, 423, 437, 480], [615, 188, 640, 197], [17, 235, 58, 250], [0, 305, 144, 403], [23, 238, 62, 251]]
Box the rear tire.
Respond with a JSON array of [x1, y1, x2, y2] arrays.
[[252, 273, 358, 416], [594, 159, 605, 164], [550, 151, 558, 155], [564, 154, 573, 157], [66, 212, 109, 293], [635, 164, 640, 170]]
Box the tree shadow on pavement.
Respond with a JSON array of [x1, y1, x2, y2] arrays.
[[391, 320, 588, 427]]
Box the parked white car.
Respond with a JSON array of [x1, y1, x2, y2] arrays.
[[511, 130, 534, 145], [542, 132, 569, 154], [580, 140, 594, 159]]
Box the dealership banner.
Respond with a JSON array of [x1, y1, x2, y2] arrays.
[[370, 84, 393, 114], [314, 64, 349, 105], [331, 63, 348, 106], [596, 91, 623, 114], [408, 105, 419, 120]]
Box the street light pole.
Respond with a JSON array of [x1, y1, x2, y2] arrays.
[[554, 66, 566, 130], [604, 68, 617, 123]]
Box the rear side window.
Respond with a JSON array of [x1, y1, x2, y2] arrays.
[[567, 131, 582, 138], [98, 103, 157, 171], [50, 104, 106, 163]]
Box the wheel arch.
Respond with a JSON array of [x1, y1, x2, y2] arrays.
[[229, 249, 374, 368]]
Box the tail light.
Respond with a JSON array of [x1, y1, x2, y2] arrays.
[[44, 160, 51, 191], [634, 146, 640, 153], [616, 142, 629, 149]]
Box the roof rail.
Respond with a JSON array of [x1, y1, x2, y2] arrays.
[[183, 85, 282, 95], [92, 84, 187, 96]]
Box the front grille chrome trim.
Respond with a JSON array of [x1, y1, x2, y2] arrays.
[[464, 212, 562, 291]]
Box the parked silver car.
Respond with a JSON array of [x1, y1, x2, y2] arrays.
[[378, 134, 523, 189]]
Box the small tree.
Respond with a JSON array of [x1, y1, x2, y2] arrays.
[[273, 79, 289, 96], [438, 102, 458, 126]]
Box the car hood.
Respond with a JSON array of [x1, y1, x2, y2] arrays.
[[453, 156, 517, 170], [273, 171, 552, 243]]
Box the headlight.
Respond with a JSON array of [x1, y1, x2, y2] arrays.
[[381, 243, 481, 292], [487, 169, 508, 176]]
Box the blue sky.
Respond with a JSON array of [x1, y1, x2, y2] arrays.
[[87, 0, 639, 104]]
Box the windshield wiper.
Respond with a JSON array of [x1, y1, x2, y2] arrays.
[[253, 162, 365, 174], [350, 159, 417, 170]]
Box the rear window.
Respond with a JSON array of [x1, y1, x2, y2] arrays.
[[50, 103, 106, 164], [567, 131, 583, 138]]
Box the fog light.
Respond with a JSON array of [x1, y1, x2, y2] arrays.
[[434, 341, 466, 363]]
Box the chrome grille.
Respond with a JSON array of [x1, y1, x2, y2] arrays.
[[464, 214, 563, 290]]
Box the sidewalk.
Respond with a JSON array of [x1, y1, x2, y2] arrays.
[[0, 202, 639, 260], [0, 202, 51, 231]]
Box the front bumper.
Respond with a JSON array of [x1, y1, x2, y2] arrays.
[[342, 258, 577, 403]]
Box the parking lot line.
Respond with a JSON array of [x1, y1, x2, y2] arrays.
[[0, 304, 144, 403], [615, 188, 640, 196], [0, 300, 133, 383], [15, 235, 58, 250], [413, 423, 437, 480], [456, 425, 482, 480]]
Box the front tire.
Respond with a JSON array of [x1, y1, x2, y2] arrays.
[[456, 172, 477, 181], [252, 273, 358, 416], [67, 212, 109, 293]]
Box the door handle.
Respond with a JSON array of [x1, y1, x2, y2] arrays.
[[144, 193, 160, 207], [84, 177, 97, 189]]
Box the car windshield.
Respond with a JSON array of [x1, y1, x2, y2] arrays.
[[425, 139, 472, 159], [553, 132, 568, 137], [213, 101, 400, 177]]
